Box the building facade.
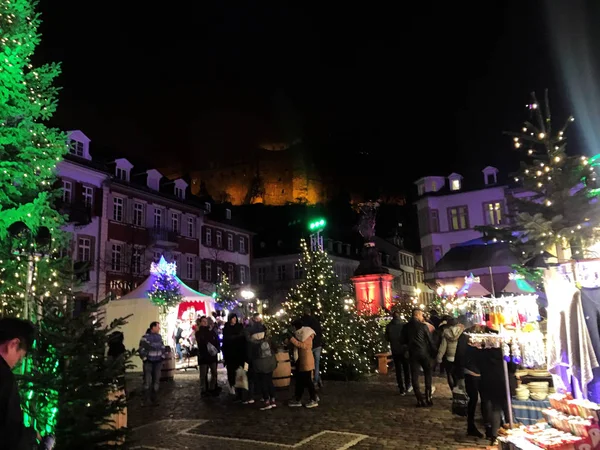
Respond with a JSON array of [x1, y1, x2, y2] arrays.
[[414, 166, 512, 292], [57, 130, 252, 304]]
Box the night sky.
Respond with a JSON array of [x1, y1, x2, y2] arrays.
[[34, 1, 599, 194]]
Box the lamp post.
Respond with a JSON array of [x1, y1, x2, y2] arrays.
[[308, 218, 326, 251], [240, 288, 256, 316], [7, 221, 52, 322]]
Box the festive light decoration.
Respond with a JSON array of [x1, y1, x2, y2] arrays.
[[213, 274, 240, 311], [147, 256, 182, 309], [479, 90, 600, 259], [266, 239, 378, 379]]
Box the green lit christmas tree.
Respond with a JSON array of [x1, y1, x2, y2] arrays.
[[213, 274, 239, 311], [279, 239, 371, 380], [478, 90, 600, 259]]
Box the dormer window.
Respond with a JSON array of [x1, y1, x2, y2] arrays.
[[69, 140, 84, 157], [173, 179, 188, 200], [225, 209, 231, 220], [116, 168, 127, 181], [114, 158, 133, 182], [448, 173, 463, 191], [482, 166, 499, 185], [451, 179, 461, 190], [205, 202, 211, 213], [175, 187, 183, 198]]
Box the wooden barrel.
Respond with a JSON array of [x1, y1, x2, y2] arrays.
[[161, 348, 176, 381], [272, 350, 291, 388]]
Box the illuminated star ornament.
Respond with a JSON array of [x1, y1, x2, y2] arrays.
[[150, 256, 177, 277]]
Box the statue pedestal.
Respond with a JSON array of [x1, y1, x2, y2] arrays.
[[351, 273, 394, 315]]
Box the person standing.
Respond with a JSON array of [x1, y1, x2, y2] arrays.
[[0, 318, 40, 450], [249, 328, 278, 410], [138, 321, 166, 406], [301, 307, 323, 388], [436, 317, 464, 391], [401, 308, 435, 407], [385, 311, 411, 395], [195, 316, 220, 397], [222, 313, 246, 395], [288, 319, 319, 408], [173, 320, 184, 360], [244, 313, 266, 403]]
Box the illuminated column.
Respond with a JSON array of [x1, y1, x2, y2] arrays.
[[351, 273, 394, 314]]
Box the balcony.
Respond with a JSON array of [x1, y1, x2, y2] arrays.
[[59, 200, 92, 226], [150, 227, 178, 247]]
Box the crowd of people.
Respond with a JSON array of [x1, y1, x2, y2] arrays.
[[385, 307, 517, 445], [138, 307, 324, 410]]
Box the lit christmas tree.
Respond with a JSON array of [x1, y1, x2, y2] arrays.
[[479, 90, 600, 259], [213, 274, 239, 311], [148, 257, 182, 339], [278, 240, 371, 380]]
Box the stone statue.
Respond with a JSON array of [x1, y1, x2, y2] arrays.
[[357, 201, 380, 243]]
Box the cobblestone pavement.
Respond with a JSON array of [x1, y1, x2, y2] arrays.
[[127, 367, 490, 450]]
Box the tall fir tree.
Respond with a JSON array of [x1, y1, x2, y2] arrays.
[[478, 90, 600, 259], [213, 274, 239, 311], [279, 239, 371, 379], [1, 1, 132, 445]]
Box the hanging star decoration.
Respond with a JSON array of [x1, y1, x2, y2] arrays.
[[148, 256, 182, 309]]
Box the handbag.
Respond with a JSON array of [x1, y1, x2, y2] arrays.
[[451, 387, 469, 417], [207, 342, 218, 356], [235, 366, 249, 390]]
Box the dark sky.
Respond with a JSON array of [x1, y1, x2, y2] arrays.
[[34, 1, 593, 193]]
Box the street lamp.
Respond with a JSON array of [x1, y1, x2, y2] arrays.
[[240, 289, 255, 301], [308, 218, 326, 251], [7, 221, 52, 322]]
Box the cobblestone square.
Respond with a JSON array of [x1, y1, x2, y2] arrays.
[[127, 369, 490, 450]]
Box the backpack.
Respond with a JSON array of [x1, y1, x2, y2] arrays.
[[259, 340, 272, 359]]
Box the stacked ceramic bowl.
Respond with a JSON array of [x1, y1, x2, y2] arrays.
[[515, 385, 530, 401], [527, 381, 549, 401]]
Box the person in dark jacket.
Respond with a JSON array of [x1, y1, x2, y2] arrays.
[[222, 313, 246, 395], [195, 316, 220, 396], [454, 324, 487, 438], [138, 321, 166, 406], [401, 308, 435, 407], [0, 318, 39, 450], [385, 312, 411, 395], [302, 307, 323, 388], [244, 313, 266, 402]]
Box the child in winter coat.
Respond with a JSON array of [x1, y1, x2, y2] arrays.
[[288, 319, 318, 408]]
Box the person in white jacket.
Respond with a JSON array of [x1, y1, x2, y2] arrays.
[[436, 318, 464, 391]]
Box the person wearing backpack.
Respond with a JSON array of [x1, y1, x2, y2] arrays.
[[195, 316, 220, 397], [250, 331, 278, 410]]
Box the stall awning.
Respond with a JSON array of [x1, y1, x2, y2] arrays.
[[119, 274, 212, 301]]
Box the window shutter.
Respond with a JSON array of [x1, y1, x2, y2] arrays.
[[235, 234, 241, 253], [213, 260, 219, 281], [90, 236, 96, 266], [93, 188, 103, 217], [200, 259, 206, 281], [74, 182, 83, 203], [201, 226, 207, 245], [245, 265, 250, 284]]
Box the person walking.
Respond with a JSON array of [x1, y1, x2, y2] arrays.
[[301, 306, 323, 388], [401, 308, 435, 407], [222, 313, 246, 395], [138, 321, 166, 407], [288, 319, 319, 408], [385, 311, 411, 395], [436, 317, 464, 391], [195, 316, 220, 397], [0, 318, 41, 450]]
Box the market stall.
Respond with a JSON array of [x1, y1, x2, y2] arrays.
[[105, 257, 215, 372]]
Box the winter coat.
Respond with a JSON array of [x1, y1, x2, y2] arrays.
[[477, 346, 517, 400], [401, 318, 435, 359], [138, 331, 166, 362], [290, 327, 315, 372], [244, 320, 266, 363], [385, 318, 407, 356], [436, 324, 465, 363], [195, 327, 220, 365], [249, 332, 278, 374], [301, 314, 323, 348], [454, 332, 480, 379], [222, 321, 246, 368]]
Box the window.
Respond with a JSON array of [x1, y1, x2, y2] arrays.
[[171, 213, 179, 233], [132, 247, 142, 274], [111, 244, 122, 271], [153, 208, 162, 228], [115, 167, 127, 181], [294, 264, 303, 279], [175, 187, 183, 198], [82, 186, 93, 207], [484, 201, 503, 225], [277, 265, 286, 281], [239, 236, 246, 253], [226, 209, 231, 220], [257, 267, 266, 284], [77, 237, 91, 261], [216, 231, 222, 248], [240, 266, 246, 284], [418, 184, 424, 196], [130, 203, 143, 226], [430, 209, 440, 233], [451, 179, 461, 191], [69, 140, 84, 157], [186, 256, 195, 280], [227, 233, 233, 251], [187, 217, 195, 238], [228, 263, 234, 282], [448, 206, 468, 230], [62, 180, 72, 203], [206, 228, 212, 246], [205, 202, 211, 213], [113, 197, 123, 222]]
